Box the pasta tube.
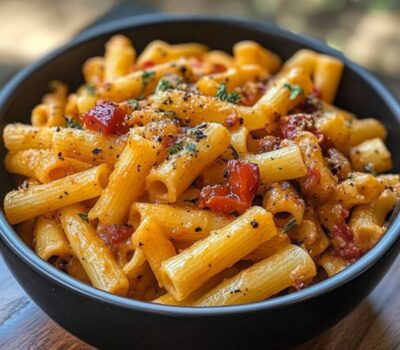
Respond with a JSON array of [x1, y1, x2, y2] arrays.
[[253, 68, 313, 131], [53, 128, 127, 166], [3, 123, 54, 151], [104, 35, 136, 81], [350, 138, 392, 174], [4, 164, 110, 224], [89, 133, 161, 224], [34, 216, 72, 261], [129, 203, 232, 241], [135, 218, 176, 287], [5, 149, 73, 183], [160, 206, 277, 301], [350, 189, 397, 251], [146, 123, 230, 203], [244, 145, 307, 183], [60, 204, 129, 295], [263, 182, 305, 226], [193, 244, 316, 306]]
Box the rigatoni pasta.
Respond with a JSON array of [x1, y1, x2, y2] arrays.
[[2, 35, 398, 307]]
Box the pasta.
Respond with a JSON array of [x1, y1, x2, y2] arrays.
[[2, 35, 397, 307]]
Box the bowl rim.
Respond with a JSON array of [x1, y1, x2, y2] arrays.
[[0, 14, 399, 317]]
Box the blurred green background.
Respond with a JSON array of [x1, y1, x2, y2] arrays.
[[0, 0, 399, 97]]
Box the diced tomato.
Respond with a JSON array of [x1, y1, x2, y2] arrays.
[[199, 160, 260, 215], [211, 63, 227, 74], [227, 161, 259, 202], [139, 60, 155, 69], [82, 100, 129, 135], [331, 223, 363, 261], [98, 224, 133, 251]]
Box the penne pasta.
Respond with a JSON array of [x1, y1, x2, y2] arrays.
[[160, 206, 277, 301], [5, 149, 73, 183], [3, 123, 54, 151], [244, 145, 307, 183], [4, 164, 110, 224], [193, 244, 316, 306], [129, 202, 232, 242], [34, 216, 72, 261], [89, 133, 161, 224], [135, 218, 176, 287], [60, 204, 129, 295], [53, 128, 127, 166], [146, 123, 230, 203]]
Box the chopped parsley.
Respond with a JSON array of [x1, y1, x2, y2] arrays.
[[77, 213, 89, 222], [185, 143, 197, 153], [167, 142, 183, 155], [364, 164, 377, 176], [283, 83, 303, 100], [142, 70, 155, 86], [65, 117, 83, 129], [229, 145, 240, 160], [215, 83, 241, 104], [139, 70, 155, 99], [282, 219, 297, 233], [128, 99, 139, 109], [191, 128, 206, 141], [155, 79, 171, 93]]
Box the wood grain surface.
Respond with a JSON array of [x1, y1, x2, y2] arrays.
[[1, 253, 399, 350]]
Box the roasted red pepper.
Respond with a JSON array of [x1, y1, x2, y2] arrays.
[[199, 160, 260, 215], [98, 224, 133, 252], [82, 100, 129, 135]]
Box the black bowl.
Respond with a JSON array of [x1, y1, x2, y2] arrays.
[[0, 15, 399, 350]]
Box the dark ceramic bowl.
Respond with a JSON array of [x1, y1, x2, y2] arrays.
[[0, 15, 399, 350]]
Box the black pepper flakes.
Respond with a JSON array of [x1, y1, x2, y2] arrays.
[[250, 220, 259, 228]]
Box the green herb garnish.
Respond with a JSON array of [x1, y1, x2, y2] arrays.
[[215, 83, 241, 104], [65, 117, 83, 129], [167, 142, 183, 155], [77, 213, 89, 222], [156, 79, 171, 93], [142, 70, 155, 86], [283, 83, 303, 100], [282, 219, 297, 233], [185, 143, 197, 153], [128, 99, 139, 109], [364, 164, 377, 176]]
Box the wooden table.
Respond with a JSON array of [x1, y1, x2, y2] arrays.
[[0, 255, 399, 350]]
